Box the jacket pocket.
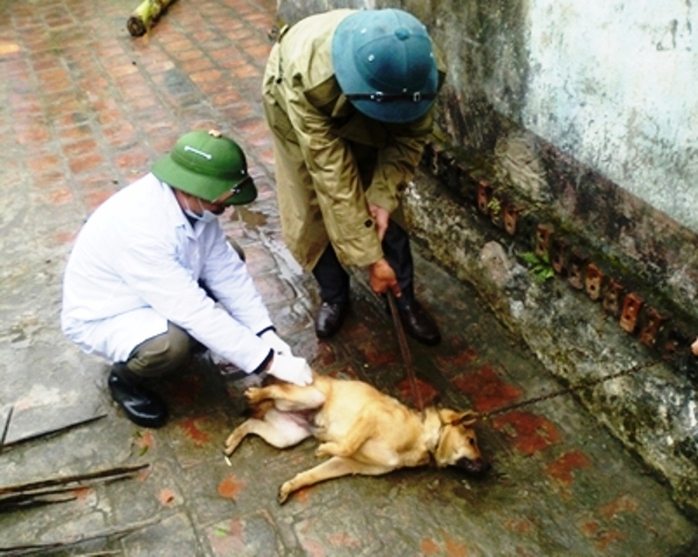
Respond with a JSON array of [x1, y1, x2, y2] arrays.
[[264, 99, 298, 145]]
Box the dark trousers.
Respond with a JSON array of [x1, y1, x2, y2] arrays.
[[312, 220, 415, 308]]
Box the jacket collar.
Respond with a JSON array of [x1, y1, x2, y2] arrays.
[[152, 174, 199, 239]]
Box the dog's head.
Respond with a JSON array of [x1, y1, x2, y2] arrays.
[[433, 409, 490, 475]]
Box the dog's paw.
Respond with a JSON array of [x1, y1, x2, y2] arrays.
[[223, 428, 246, 457], [278, 483, 291, 505], [315, 441, 345, 458], [244, 387, 264, 404], [222, 442, 236, 458]]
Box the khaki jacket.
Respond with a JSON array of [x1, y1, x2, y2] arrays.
[[262, 9, 445, 271]]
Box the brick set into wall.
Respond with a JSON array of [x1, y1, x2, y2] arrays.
[[421, 141, 698, 388]]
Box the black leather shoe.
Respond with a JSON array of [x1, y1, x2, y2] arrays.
[[398, 300, 441, 346], [315, 301, 349, 338], [108, 369, 168, 428]]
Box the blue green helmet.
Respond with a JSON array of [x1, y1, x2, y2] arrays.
[[332, 9, 439, 124]]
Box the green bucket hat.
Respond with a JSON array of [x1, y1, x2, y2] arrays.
[[332, 9, 439, 124], [152, 130, 257, 205]]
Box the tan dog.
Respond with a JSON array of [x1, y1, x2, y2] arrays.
[[224, 372, 489, 504]]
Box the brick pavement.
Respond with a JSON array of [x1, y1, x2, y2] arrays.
[[1, 0, 697, 555]]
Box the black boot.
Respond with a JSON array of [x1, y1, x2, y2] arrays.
[[108, 365, 168, 428], [315, 301, 349, 338], [397, 299, 441, 346]]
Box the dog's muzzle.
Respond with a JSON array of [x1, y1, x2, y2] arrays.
[[456, 457, 491, 475]]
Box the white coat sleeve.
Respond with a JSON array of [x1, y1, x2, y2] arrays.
[[199, 228, 274, 336], [112, 227, 272, 374]]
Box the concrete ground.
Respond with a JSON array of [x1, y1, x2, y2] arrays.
[[1, 0, 697, 555]]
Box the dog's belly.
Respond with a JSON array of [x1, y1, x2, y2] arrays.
[[283, 410, 317, 429], [266, 408, 316, 441]]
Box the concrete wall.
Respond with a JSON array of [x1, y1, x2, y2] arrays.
[[408, 0, 698, 229], [524, 1, 697, 230], [275, 0, 698, 518]]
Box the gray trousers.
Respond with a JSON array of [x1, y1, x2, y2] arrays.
[[124, 323, 193, 379]]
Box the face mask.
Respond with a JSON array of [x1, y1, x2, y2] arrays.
[[184, 197, 218, 224]]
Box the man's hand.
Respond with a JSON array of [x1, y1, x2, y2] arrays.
[[369, 258, 401, 297], [691, 337, 698, 357], [267, 354, 313, 386], [368, 204, 390, 241]]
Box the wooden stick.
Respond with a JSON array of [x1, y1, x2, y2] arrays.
[[0, 464, 150, 512], [0, 516, 161, 555], [0, 463, 149, 496], [1, 413, 107, 450], [387, 291, 425, 413], [0, 491, 77, 511], [0, 406, 13, 451]]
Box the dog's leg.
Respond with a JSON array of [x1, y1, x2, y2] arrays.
[[224, 409, 312, 457], [278, 457, 391, 504], [246, 384, 325, 412], [224, 419, 257, 457]]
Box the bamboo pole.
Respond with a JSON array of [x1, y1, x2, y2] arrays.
[[127, 0, 177, 37]]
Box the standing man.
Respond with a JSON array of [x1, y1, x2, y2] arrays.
[[262, 8, 445, 345], [61, 130, 312, 428]]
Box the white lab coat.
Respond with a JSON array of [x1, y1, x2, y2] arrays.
[[61, 173, 274, 373]]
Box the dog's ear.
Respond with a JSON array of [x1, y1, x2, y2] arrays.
[[440, 409, 479, 427], [457, 410, 479, 427]]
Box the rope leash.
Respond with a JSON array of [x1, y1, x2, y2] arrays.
[[480, 360, 660, 421]]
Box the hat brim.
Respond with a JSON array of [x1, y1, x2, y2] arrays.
[[332, 11, 438, 124], [152, 154, 257, 206]]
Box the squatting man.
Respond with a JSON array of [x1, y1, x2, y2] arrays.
[[61, 130, 312, 428]]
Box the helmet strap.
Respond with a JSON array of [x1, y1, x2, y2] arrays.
[[344, 91, 436, 103]]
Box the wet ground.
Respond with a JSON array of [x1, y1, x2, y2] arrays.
[[1, 0, 697, 555]]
